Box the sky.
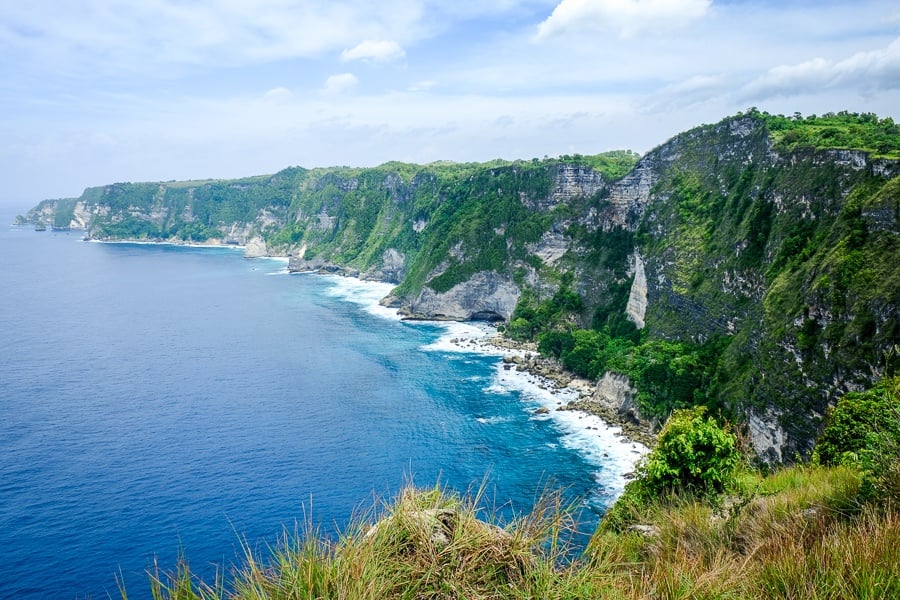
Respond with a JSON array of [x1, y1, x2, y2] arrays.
[[2, 0, 899, 210]]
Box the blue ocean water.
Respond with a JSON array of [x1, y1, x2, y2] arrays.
[[0, 214, 644, 599]]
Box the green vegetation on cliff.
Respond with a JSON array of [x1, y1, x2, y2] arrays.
[[759, 109, 900, 158], [501, 111, 899, 458], [21, 112, 900, 461]]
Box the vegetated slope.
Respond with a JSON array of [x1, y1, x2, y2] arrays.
[[634, 112, 899, 462], [510, 111, 899, 463], [20, 111, 899, 462]]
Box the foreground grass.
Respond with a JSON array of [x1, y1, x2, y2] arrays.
[[137, 466, 900, 600], [590, 465, 900, 599]]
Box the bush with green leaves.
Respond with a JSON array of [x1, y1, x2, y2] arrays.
[[639, 407, 741, 497], [813, 376, 900, 502], [602, 407, 740, 531]]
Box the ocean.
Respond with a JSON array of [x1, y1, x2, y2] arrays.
[[0, 213, 645, 599]]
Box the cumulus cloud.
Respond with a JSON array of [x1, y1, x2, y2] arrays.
[[741, 36, 900, 100], [322, 73, 359, 95], [535, 0, 711, 40], [341, 40, 406, 63]]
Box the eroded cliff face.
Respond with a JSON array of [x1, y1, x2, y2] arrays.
[[25, 199, 98, 230], [625, 253, 647, 330], [627, 116, 899, 462], [539, 164, 607, 211], [20, 115, 898, 462], [403, 272, 521, 322]]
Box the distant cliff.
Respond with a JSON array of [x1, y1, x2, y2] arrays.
[[21, 112, 899, 463]]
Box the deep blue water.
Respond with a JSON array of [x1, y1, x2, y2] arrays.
[[0, 214, 642, 599]]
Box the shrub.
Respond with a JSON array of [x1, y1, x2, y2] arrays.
[[601, 407, 740, 531], [639, 407, 741, 498], [813, 376, 900, 466], [814, 376, 900, 503]]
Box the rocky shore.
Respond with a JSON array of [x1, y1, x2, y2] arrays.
[[450, 332, 657, 449]]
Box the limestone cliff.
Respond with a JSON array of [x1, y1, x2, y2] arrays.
[[402, 271, 520, 322], [618, 114, 899, 461], [20, 112, 899, 462]]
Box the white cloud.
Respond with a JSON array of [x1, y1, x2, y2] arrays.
[[535, 0, 711, 40], [341, 40, 406, 63], [3, 0, 900, 210], [642, 73, 728, 111], [263, 87, 293, 102], [741, 36, 900, 101], [322, 73, 359, 95], [0, 1, 423, 73]]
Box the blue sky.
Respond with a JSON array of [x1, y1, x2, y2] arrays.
[[2, 0, 899, 209]]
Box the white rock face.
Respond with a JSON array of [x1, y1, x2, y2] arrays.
[[625, 252, 647, 329], [527, 230, 569, 265], [748, 408, 787, 464], [372, 248, 406, 283], [523, 164, 607, 210], [71, 202, 94, 228], [383, 248, 404, 271], [593, 372, 637, 411], [550, 164, 606, 204], [244, 236, 268, 258], [410, 271, 520, 321], [605, 159, 655, 228], [592, 371, 644, 426]]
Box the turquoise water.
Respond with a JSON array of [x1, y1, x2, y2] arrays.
[[0, 217, 643, 598]]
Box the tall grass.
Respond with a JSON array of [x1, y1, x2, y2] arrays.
[[136, 466, 899, 600], [143, 483, 590, 600]]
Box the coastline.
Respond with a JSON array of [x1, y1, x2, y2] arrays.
[[412, 317, 650, 499], [485, 335, 657, 449], [85, 235, 254, 251], [319, 269, 655, 449], [319, 273, 651, 501], [71, 234, 653, 485]]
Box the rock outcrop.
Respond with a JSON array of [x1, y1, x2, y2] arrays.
[[404, 271, 520, 321], [625, 252, 647, 329], [243, 236, 268, 258], [747, 407, 788, 464], [363, 248, 406, 283]]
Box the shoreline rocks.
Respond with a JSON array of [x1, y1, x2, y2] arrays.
[[488, 335, 656, 448]]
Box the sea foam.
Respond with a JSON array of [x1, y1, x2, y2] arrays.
[[319, 276, 402, 321], [319, 275, 649, 502]]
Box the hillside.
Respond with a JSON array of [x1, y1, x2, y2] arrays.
[[20, 110, 900, 463]]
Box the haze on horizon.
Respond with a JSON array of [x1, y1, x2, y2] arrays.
[[2, 0, 899, 211]]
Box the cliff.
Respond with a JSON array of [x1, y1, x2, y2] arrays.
[[20, 112, 899, 462]]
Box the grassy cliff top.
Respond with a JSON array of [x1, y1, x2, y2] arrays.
[[753, 109, 900, 159], [141, 465, 898, 599], [141, 378, 900, 598]]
